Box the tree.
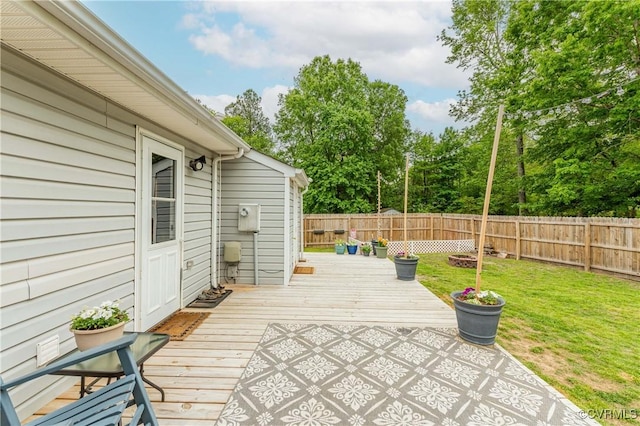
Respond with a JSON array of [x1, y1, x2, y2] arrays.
[[507, 0, 640, 216], [222, 89, 275, 155], [441, 0, 640, 217], [440, 0, 530, 214], [368, 82, 411, 177], [408, 128, 467, 212], [275, 55, 409, 213]]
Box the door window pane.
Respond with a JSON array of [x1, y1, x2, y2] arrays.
[[152, 154, 175, 198], [151, 154, 176, 244], [152, 200, 176, 243]]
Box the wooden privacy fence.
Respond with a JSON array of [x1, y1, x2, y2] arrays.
[[304, 213, 640, 280]]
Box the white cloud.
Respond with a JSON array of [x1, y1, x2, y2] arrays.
[[184, 1, 469, 89], [179, 13, 200, 30], [193, 94, 235, 115], [408, 98, 456, 124], [407, 98, 468, 133], [261, 84, 290, 122], [187, 2, 471, 134]]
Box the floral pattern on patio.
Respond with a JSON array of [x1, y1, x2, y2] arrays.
[[216, 323, 597, 426]]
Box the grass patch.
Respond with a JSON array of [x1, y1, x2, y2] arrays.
[[418, 253, 640, 426], [304, 247, 334, 253]]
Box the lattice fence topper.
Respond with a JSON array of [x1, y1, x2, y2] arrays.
[[352, 239, 475, 256]]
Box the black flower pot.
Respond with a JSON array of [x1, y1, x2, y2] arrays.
[[394, 256, 419, 281], [451, 291, 505, 345], [371, 240, 378, 256]]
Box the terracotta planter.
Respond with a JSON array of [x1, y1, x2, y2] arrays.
[[71, 322, 125, 351]]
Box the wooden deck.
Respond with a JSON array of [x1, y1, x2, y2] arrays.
[[37, 252, 456, 425]]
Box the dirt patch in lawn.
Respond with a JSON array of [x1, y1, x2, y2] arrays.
[[501, 325, 625, 396]]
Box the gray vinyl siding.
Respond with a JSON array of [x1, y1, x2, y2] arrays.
[[183, 158, 213, 303], [0, 46, 214, 418], [0, 46, 137, 416], [220, 158, 286, 285]]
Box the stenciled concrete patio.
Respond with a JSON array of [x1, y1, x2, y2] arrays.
[[35, 252, 593, 425]]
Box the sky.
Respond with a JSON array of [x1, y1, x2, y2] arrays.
[[82, 1, 470, 135]]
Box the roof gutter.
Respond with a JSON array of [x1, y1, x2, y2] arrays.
[[211, 148, 245, 288]]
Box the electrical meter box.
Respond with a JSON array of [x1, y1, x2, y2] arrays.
[[238, 204, 261, 232], [224, 241, 242, 263]]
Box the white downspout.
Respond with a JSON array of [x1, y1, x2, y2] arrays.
[[299, 184, 310, 261], [253, 231, 259, 286], [211, 148, 245, 288]]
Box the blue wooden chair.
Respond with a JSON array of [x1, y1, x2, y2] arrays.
[[1, 334, 159, 426]]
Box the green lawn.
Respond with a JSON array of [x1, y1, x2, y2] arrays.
[[303, 247, 334, 253], [417, 253, 640, 426]]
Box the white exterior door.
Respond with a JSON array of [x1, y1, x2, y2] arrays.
[[140, 135, 183, 330]]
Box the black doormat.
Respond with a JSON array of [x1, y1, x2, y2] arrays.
[[187, 289, 233, 308]]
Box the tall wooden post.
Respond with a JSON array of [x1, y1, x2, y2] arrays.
[[403, 154, 410, 255], [377, 171, 381, 239], [515, 219, 521, 260], [475, 105, 505, 292]]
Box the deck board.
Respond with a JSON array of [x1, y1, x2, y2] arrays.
[[35, 253, 457, 423]]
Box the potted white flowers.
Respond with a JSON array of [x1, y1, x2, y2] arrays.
[[70, 300, 130, 351]]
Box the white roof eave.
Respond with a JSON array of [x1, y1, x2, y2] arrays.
[[2, 0, 250, 155], [294, 169, 311, 188]]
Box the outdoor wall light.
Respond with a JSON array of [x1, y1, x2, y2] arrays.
[[189, 155, 206, 171]]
